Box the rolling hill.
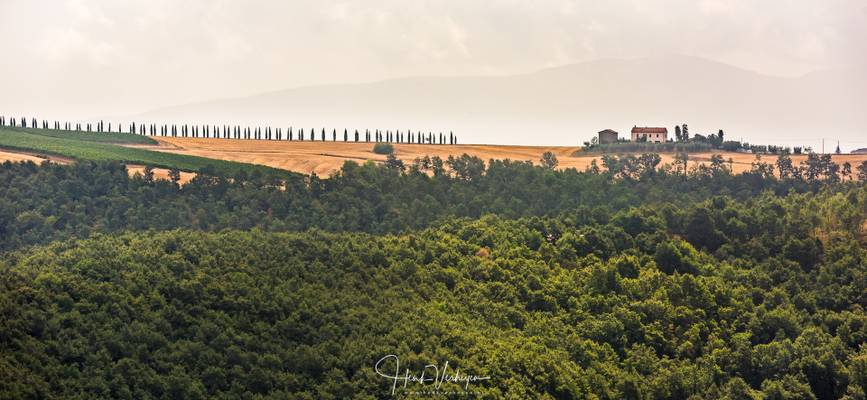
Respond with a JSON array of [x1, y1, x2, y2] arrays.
[[130, 55, 866, 149]]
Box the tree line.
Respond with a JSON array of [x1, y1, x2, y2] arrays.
[[0, 115, 459, 145], [1, 151, 866, 252]]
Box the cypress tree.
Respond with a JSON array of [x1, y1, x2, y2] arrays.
[[344, 129, 348, 142], [321, 128, 325, 141], [354, 129, 359, 142]]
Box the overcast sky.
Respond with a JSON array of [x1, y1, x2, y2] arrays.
[[1, 0, 865, 118]]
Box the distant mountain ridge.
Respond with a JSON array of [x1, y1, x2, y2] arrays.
[[131, 55, 866, 148]]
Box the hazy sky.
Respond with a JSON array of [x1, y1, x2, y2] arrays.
[[1, 0, 865, 118]]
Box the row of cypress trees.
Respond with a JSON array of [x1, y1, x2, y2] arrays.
[[0, 116, 459, 145]]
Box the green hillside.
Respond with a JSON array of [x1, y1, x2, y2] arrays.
[[0, 156, 865, 398]]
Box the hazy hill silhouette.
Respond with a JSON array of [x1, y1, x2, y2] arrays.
[[133, 55, 866, 147]]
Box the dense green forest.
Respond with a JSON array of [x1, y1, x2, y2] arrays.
[[1, 154, 866, 399]]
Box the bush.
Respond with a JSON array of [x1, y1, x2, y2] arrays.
[[581, 141, 713, 154], [372, 142, 394, 155], [721, 141, 742, 152]]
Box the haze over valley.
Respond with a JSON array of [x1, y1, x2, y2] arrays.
[[128, 54, 866, 150]]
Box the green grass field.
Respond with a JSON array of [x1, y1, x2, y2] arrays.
[[0, 126, 297, 178], [20, 127, 159, 144]]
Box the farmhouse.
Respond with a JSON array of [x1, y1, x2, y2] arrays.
[[631, 126, 668, 143], [598, 129, 619, 144]]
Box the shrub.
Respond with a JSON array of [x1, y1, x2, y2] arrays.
[[373, 142, 394, 155]]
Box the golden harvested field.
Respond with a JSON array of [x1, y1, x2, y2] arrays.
[[5, 139, 866, 179], [147, 137, 867, 176], [126, 165, 196, 185]]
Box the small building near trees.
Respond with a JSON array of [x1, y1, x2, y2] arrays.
[[598, 129, 619, 144]]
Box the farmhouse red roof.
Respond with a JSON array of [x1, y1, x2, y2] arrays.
[[631, 127, 668, 134]]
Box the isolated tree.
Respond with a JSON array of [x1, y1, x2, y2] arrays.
[[681, 124, 689, 141], [718, 129, 724, 143], [857, 161, 867, 181], [841, 162, 852, 181], [431, 156, 446, 176], [776, 153, 794, 179], [835, 143, 842, 154], [540, 152, 559, 170], [168, 168, 181, 183], [354, 130, 359, 142], [143, 165, 155, 183], [384, 154, 405, 172], [674, 152, 689, 175]]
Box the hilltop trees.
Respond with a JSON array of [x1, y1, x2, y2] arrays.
[[776, 153, 795, 179], [446, 154, 486, 181]]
